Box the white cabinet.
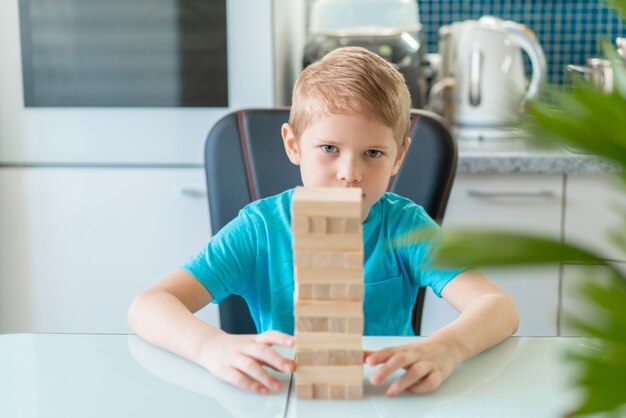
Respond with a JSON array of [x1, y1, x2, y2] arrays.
[[421, 174, 564, 336], [0, 167, 219, 333], [560, 175, 626, 336], [564, 174, 626, 261], [559, 263, 624, 336]]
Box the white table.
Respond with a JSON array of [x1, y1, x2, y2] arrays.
[[0, 334, 588, 417], [287, 337, 585, 418]]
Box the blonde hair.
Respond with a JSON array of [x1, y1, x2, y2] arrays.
[[290, 46, 411, 147]]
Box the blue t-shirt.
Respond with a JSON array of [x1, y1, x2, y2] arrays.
[[183, 189, 461, 336]]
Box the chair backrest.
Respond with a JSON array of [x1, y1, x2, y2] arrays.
[[204, 108, 457, 335]]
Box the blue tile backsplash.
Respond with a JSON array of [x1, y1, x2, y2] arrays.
[[418, 0, 626, 84]]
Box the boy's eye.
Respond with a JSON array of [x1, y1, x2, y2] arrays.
[[321, 145, 337, 153], [366, 149, 382, 158]]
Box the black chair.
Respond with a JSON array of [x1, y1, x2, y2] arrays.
[[204, 108, 457, 336]]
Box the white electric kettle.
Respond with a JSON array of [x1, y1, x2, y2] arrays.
[[431, 16, 546, 128]]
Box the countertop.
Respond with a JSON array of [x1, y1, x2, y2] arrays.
[[456, 136, 620, 175], [0, 334, 590, 418]]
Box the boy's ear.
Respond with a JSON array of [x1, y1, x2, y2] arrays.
[[391, 137, 411, 176], [281, 123, 301, 165]]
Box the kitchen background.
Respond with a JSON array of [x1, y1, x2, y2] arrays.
[[306, 0, 626, 85], [1, 0, 624, 337], [419, 0, 625, 84]]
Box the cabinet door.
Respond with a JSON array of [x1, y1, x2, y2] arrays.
[[559, 263, 625, 336], [421, 174, 563, 337], [0, 168, 218, 333], [564, 174, 626, 261]]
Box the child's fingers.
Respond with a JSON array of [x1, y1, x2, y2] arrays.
[[385, 362, 431, 396], [232, 355, 283, 392], [243, 342, 295, 374], [369, 352, 417, 385], [406, 371, 443, 394], [221, 367, 269, 394], [364, 347, 395, 366], [255, 330, 295, 348]]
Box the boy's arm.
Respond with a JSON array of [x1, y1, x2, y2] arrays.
[[128, 269, 295, 393], [431, 269, 520, 362], [365, 269, 519, 396]]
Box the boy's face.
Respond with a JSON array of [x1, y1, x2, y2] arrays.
[[282, 112, 409, 221]]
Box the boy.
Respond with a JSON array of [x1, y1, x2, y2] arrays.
[[128, 47, 519, 397]]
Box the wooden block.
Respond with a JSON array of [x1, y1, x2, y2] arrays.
[[295, 316, 329, 332], [309, 217, 327, 234], [296, 332, 361, 350], [313, 383, 330, 399], [298, 284, 313, 300], [296, 365, 363, 384], [300, 349, 357, 366], [294, 250, 363, 269], [292, 185, 365, 401], [292, 233, 363, 251], [345, 218, 361, 234], [346, 350, 363, 365], [330, 317, 346, 332], [292, 187, 362, 218], [295, 283, 360, 302], [329, 284, 349, 300], [298, 380, 362, 400], [294, 250, 331, 268], [296, 349, 314, 365], [348, 284, 364, 300], [295, 301, 361, 318], [346, 383, 364, 399], [327, 349, 362, 365], [293, 186, 362, 203], [313, 349, 330, 365], [329, 349, 347, 365], [344, 252, 363, 268], [314, 284, 330, 300], [327, 217, 347, 234], [333, 216, 362, 236], [296, 268, 363, 284], [293, 216, 310, 235], [330, 383, 346, 399], [296, 382, 313, 399], [347, 317, 364, 334]]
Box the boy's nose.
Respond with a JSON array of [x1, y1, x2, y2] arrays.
[[337, 158, 362, 184]]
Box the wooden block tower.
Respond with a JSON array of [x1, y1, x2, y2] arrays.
[[291, 186, 364, 400]]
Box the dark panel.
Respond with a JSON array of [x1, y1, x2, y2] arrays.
[[19, 0, 227, 107]]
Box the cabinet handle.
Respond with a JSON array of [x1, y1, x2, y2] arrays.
[[466, 190, 556, 199], [180, 188, 207, 198]]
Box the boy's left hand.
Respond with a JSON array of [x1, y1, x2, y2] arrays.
[[364, 339, 460, 397]]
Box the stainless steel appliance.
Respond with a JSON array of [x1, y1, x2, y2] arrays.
[[429, 16, 546, 140], [568, 58, 616, 94], [302, 0, 428, 108], [568, 37, 626, 94]]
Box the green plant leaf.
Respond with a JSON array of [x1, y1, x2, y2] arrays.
[[526, 87, 626, 167], [607, 0, 626, 21], [424, 230, 626, 417], [428, 229, 613, 269], [426, 2, 626, 416], [563, 275, 626, 344], [564, 304, 626, 417]]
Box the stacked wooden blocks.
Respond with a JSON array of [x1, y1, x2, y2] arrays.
[[291, 186, 364, 400]]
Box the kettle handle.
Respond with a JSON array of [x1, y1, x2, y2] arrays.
[[505, 23, 547, 100]]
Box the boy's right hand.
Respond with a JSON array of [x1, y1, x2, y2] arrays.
[[200, 330, 296, 394]]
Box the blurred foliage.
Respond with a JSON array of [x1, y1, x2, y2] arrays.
[[430, 1, 626, 416]]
